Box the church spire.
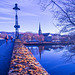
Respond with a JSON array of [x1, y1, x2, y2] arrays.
[[38, 23, 42, 35]]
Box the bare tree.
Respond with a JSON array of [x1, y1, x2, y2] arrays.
[[35, 0, 75, 33]]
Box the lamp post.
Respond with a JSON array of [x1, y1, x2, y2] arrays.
[[13, 3, 20, 39]]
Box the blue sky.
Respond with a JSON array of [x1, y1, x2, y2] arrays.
[[0, 0, 59, 33]]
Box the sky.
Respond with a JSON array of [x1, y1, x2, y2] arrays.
[[0, 0, 59, 34]]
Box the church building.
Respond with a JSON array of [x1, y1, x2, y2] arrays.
[[38, 23, 52, 42]]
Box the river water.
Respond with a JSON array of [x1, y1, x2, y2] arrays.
[[26, 45, 75, 75]]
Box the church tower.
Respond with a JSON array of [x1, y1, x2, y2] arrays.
[[38, 23, 42, 35]]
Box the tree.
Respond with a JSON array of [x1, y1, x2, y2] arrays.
[[35, 0, 75, 33], [20, 32, 44, 42]]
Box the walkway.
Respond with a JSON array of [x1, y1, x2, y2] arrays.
[[0, 40, 14, 75]]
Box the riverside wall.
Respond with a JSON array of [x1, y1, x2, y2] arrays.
[[8, 39, 49, 75]]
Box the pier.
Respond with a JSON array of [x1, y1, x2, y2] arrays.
[[8, 39, 49, 75]]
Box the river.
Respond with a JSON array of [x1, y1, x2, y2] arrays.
[[26, 45, 75, 75]]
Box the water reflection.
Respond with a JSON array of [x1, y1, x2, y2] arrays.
[[27, 45, 65, 59], [26, 45, 75, 75], [62, 45, 75, 64], [27, 46, 44, 59], [27, 45, 75, 63]]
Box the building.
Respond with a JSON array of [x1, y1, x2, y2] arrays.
[[51, 34, 61, 42], [38, 23, 52, 42], [38, 23, 42, 35], [43, 33, 52, 42]]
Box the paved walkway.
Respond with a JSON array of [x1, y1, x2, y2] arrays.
[[0, 40, 14, 75]]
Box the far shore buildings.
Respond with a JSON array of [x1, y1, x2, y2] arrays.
[[0, 24, 71, 42], [38, 23, 52, 42], [38, 23, 71, 42], [38, 23, 42, 35]]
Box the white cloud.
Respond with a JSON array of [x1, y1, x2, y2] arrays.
[[0, 22, 13, 23], [0, 17, 13, 20], [19, 11, 38, 16], [0, 7, 14, 16]]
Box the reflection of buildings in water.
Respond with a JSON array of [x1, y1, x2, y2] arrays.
[[44, 45, 64, 50], [27, 45, 75, 63], [27, 46, 39, 55], [27, 46, 45, 60], [37, 45, 64, 59], [44, 45, 52, 51], [27, 45, 65, 60], [67, 45, 75, 53], [44, 45, 64, 52], [51, 45, 64, 51], [38, 46, 44, 59]]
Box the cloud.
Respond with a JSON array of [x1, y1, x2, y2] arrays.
[[19, 11, 38, 16], [0, 7, 14, 16], [0, 22, 13, 24], [0, 17, 13, 20], [0, 2, 38, 17]]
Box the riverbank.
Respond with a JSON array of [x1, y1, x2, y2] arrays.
[[8, 39, 49, 75], [24, 41, 74, 45]]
